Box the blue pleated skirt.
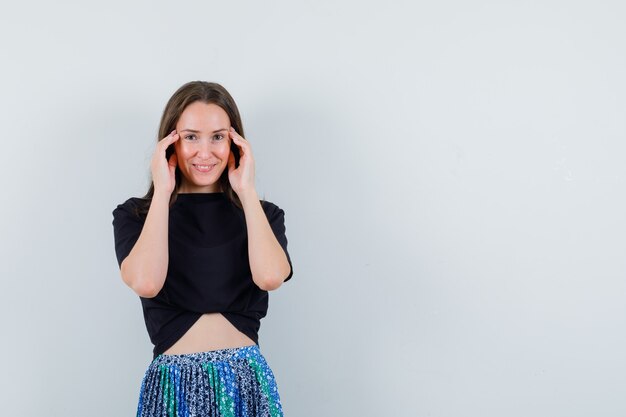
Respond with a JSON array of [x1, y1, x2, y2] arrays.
[[136, 344, 284, 417]]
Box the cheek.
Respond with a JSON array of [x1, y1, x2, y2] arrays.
[[219, 142, 232, 157], [175, 141, 192, 157]]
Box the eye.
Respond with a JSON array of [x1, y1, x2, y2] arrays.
[[213, 134, 224, 141], [184, 134, 197, 141]]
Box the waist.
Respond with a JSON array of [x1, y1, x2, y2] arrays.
[[162, 312, 256, 355]]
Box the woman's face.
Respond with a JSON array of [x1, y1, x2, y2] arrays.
[[174, 101, 232, 193]]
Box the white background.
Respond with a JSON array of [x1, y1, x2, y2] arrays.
[[0, 1, 625, 416]]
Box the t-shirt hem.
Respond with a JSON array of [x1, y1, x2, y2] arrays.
[[152, 312, 204, 360]]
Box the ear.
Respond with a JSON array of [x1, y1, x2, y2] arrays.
[[168, 152, 177, 165], [227, 151, 236, 173]]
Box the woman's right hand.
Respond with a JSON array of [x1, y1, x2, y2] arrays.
[[151, 130, 180, 195]]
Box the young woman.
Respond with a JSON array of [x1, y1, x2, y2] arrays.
[[112, 81, 293, 416]]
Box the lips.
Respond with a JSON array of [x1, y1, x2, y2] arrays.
[[193, 163, 216, 173]]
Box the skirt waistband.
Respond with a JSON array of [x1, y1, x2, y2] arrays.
[[152, 344, 262, 367]]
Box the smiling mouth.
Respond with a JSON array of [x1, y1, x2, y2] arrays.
[[193, 163, 216, 173]]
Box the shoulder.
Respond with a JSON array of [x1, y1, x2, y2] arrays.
[[259, 198, 291, 230], [112, 197, 149, 222], [260, 198, 285, 216], [260, 198, 279, 211]]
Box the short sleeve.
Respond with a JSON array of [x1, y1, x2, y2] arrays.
[[112, 199, 146, 269], [263, 202, 294, 282]]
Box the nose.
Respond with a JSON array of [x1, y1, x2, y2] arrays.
[[195, 138, 215, 158]]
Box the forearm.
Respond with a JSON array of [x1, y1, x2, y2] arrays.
[[240, 189, 291, 291], [121, 190, 170, 297]]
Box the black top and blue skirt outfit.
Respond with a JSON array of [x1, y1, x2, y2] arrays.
[[112, 192, 293, 417]]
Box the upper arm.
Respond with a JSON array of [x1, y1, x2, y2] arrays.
[[264, 202, 294, 282], [112, 200, 145, 269]]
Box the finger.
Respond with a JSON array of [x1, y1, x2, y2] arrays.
[[160, 132, 179, 150], [167, 131, 179, 143], [230, 131, 248, 154], [162, 129, 175, 140], [229, 127, 246, 140]]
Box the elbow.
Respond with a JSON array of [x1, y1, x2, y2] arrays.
[[258, 278, 281, 292], [120, 259, 162, 298], [256, 264, 292, 291], [133, 279, 161, 298]]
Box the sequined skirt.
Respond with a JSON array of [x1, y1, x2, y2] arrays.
[[136, 344, 284, 417]]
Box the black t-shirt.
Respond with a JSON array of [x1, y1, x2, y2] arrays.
[[111, 192, 293, 360]]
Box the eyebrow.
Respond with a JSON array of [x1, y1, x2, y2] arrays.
[[179, 128, 228, 134]]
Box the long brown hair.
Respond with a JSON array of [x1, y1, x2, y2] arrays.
[[136, 81, 246, 215]]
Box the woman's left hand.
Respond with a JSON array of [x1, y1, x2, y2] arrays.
[[227, 126, 256, 195]]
